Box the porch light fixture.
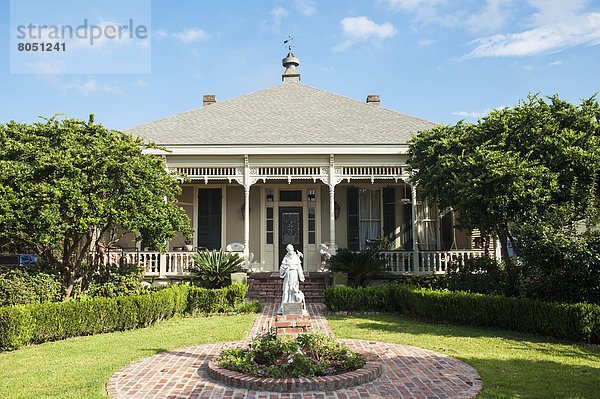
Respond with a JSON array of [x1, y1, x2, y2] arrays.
[[334, 201, 341, 219]]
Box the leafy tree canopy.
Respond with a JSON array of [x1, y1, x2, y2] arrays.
[[408, 94, 600, 263], [0, 115, 191, 298]]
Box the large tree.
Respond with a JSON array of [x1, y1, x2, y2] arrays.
[[0, 115, 191, 298], [408, 94, 600, 264]]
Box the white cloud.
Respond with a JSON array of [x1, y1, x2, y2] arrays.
[[453, 106, 506, 119], [380, 0, 459, 28], [465, 1, 600, 58], [154, 27, 209, 42], [134, 78, 148, 87], [417, 38, 436, 47], [271, 7, 289, 28], [294, 0, 316, 16], [381, 0, 444, 11], [333, 16, 397, 52], [59, 79, 124, 95], [547, 60, 562, 66], [26, 62, 123, 95], [453, 110, 488, 118], [465, 0, 514, 33]]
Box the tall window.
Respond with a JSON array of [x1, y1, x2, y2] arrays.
[[359, 189, 381, 249], [308, 206, 316, 244], [266, 207, 274, 244]]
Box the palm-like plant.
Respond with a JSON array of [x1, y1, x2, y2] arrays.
[[327, 248, 385, 287], [188, 249, 244, 288]]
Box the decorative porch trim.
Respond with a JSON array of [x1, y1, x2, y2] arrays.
[[170, 164, 409, 185]]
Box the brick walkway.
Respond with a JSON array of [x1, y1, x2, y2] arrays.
[[107, 303, 482, 398]]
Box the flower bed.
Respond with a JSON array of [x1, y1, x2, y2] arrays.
[[216, 331, 366, 378]]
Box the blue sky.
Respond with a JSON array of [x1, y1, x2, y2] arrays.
[[1, 0, 600, 131]]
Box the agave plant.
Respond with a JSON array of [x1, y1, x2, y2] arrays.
[[188, 249, 245, 288], [327, 248, 385, 287]]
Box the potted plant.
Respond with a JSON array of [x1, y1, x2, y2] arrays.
[[184, 237, 194, 252]]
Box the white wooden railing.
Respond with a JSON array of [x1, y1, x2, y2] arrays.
[[418, 250, 486, 274], [102, 251, 197, 277], [104, 249, 488, 277], [377, 251, 415, 274], [378, 249, 487, 274]]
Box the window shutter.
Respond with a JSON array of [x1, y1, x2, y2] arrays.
[[383, 187, 395, 238], [347, 187, 359, 250], [197, 188, 222, 249]]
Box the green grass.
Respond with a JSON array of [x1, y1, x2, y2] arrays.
[[327, 314, 600, 399], [0, 314, 256, 399]]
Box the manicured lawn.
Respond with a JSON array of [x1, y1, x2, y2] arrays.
[[327, 314, 600, 399], [0, 314, 256, 399]]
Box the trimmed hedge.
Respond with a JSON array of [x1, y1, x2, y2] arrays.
[[0, 269, 62, 306], [323, 284, 600, 343], [0, 283, 248, 351], [187, 283, 248, 314]]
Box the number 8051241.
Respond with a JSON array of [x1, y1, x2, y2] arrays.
[[18, 42, 66, 51]]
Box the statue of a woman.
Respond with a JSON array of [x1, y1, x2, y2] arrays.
[[277, 244, 307, 315]]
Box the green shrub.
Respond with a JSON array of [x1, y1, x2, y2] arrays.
[[0, 269, 62, 306], [188, 249, 245, 288], [445, 256, 508, 295], [400, 274, 447, 290], [217, 330, 366, 378], [86, 262, 146, 298], [323, 284, 600, 343], [0, 283, 249, 351], [327, 249, 385, 287], [186, 283, 248, 314], [517, 228, 600, 304], [234, 300, 262, 314], [0, 305, 33, 350]]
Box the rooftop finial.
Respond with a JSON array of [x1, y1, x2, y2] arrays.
[[282, 36, 300, 83]]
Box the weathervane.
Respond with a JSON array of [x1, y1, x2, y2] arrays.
[[284, 35, 294, 51]]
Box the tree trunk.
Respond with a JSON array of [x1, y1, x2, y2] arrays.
[[495, 224, 511, 265]]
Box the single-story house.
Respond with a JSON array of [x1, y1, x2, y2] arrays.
[[113, 50, 488, 278]]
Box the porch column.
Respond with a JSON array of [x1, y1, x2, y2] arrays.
[[244, 185, 250, 262], [411, 184, 419, 273], [328, 155, 337, 255], [329, 184, 336, 255]]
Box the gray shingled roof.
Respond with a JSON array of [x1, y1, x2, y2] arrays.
[[125, 82, 437, 145]]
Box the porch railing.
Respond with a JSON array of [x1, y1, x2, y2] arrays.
[[104, 249, 488, 277], [102, 251, 197, 277], [378, 249, 488, 275]]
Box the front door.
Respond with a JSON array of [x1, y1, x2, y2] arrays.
[[279, 207, 303, 263]]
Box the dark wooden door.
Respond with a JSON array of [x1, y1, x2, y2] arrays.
[[279, 207, 303, 262]]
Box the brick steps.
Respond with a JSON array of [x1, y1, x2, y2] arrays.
[[247, 272, 331, 303]]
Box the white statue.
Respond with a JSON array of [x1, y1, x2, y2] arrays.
[[277, 244, 308, 315]]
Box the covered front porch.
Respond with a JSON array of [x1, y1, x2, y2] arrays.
[[110, 155, 489, 278]]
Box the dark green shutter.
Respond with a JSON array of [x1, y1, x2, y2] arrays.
[[197, 188, 222, 249], [403, 203, 413, 250], [347, 187, 359, 250], [383, 187, 395, 238]]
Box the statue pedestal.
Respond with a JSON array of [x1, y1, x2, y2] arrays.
[[273, 314, 312, 338]]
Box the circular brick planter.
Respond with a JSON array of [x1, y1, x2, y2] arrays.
[[107, 339, 483, 398], [207, 360, 383, 392]]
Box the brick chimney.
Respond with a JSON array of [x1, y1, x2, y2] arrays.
[[203, 95, 217, 106], [366, 95, 380, 106]]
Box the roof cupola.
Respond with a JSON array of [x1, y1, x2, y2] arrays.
[[282, 37, 300, 83]]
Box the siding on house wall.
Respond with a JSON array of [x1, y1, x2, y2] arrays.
[[226, 185, 244, 245]]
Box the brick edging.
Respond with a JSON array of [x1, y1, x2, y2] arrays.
[[207, 360, 383, 392]]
